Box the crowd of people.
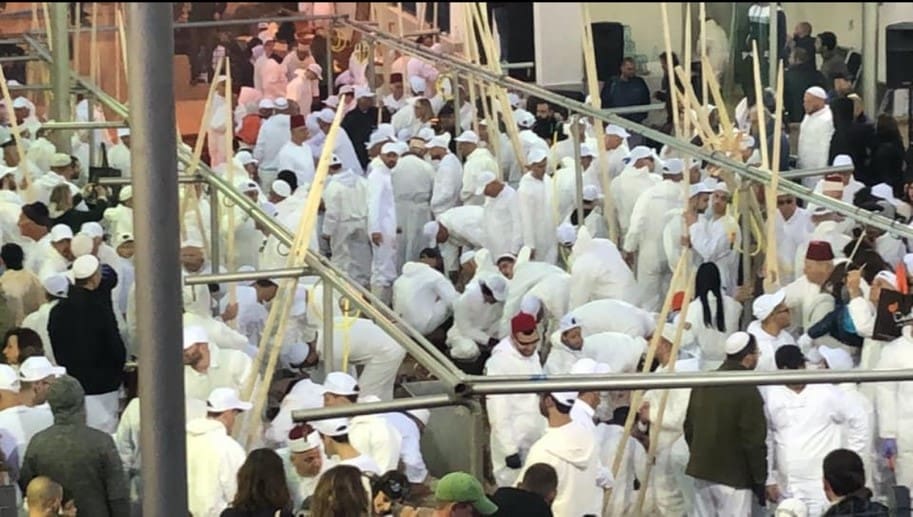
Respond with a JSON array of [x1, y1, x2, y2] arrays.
[[0, 8, 907, 517]]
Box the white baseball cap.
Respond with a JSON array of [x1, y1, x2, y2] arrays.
[[459, 250, 476, 265], [114, 232, 134, 248], [752, 289, 786, 321], [570, 357, 611, 375], [236, 150, 258, 166], [319, 371, 359, 396], [317, 108, 335, 124], [663, 158, 685, 176], [0, 365, 19, 392], [454, 130, 479, 144], [482, 275, 508, 302], [514, 109, 535, 129], [605, 124, 630, 138], [580, 144, 596, 158], [381, 142, 403, 156], [206, 387, 253, 413], [70, 234, 93, 258], [474, 171, 497, 196], [689, 182, 715, 198], [49, 224, 73, 243], [49, 153, 71, 168], [258, 99, 275, 110], [423, 221, 440, 246], [119, 186, 133, 202], [79, 222, 104, 239], [289, 430, 323, 453], [582, 185, 600, 202], [625, 145, 654, 163], [408, 75, 426, 94], [117, 127, 130, 138], [549, 391, 578, 407], [832, 154, 854, 169], [312, 416, 350, 437], [520, 295, 542, 316], [559, 313, 581, 333], [19, 356, 66, 382], [72, 255, 100, 280], [236, 179, 260, 193], [41, 273, 70, 298], [724, 332, 753, 355], [526, 147, 548, 165], [355, 86, 375, 100], [429, 133, 451, 149], [182, 325, 209, 350], [556, 222, 577, 246], [306, 63, 323, 80]]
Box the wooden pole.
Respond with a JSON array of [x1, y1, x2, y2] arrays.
[[243, 100, 350, 447], [634, 262, 696, 515], [73, 3, 81, 78], [683, 2, 692, 141], [116, 7, 128, 80], [41, 3, 53, 52], [660, 3, 681, 139], [0, 69, 31, 189], [610, 249, 690, 478], [700, 3, 708, 106], [581, 3, 617, 243], [224, 57, 238, 315], [764, 61, 785, 292], [90, 2, 98, 85], [702, 56, 735, 150]]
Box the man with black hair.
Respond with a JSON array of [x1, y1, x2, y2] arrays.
[[817, 31, 849, 86], [517, 391, 600, 517], [531, 100, 565, 144], [491, 462, 556, 516], [685, 332, 767, 516], [763, 345, 866, 515], [602, 57, 651, 125], [822, 449, 888, 516], [785, 48, 826, 123]]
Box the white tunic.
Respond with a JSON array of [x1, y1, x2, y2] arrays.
[[482, 185, 523, 258], [348, 413, 403, 473], [186, 418, 247, 517], [254, 114, 292, 172], [611, 165, 661, 235], [460, 148, 499, 206], [797, 106, 835, 188], [183, 343, 252, 401], [746, 320, 796, 372], [393, 261, 458, 335], [276, 140, 315, 187], [517, 173, 557, 264], [429, 152, 463, 217], [568, 237, 641, 308], [392, 154, 434, 267]]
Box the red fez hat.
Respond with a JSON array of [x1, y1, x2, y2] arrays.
[[671, 291, 685, 312], [390, 72, 404, 84], [806, 240, 834, 261], [511, 312, 537, 335], [290, 114, 306, 129]]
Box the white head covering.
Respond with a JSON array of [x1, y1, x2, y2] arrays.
[[752, 289, 786, 321]]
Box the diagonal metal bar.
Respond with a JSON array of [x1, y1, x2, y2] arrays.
[[340, 19, 913, 241], [185, 267, 313, 285]]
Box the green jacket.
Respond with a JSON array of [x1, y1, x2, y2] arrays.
[[684, 360, 767, 489]]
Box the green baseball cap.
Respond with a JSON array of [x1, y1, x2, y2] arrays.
[[434, 472, 498, 515]]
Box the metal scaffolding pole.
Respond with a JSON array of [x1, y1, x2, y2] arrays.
[[339, 19, 913, 241], [768, 3, 778, 89], [463, 368, 913, 395], [126, 4, 187, 516], [185, 267, 313, 285], [98, 175, 201, 186], [42, 120, 127, 130], [27, 13, 346, 34], [292, 393, 460, 421], [48, 3, 70, 153], [209, 188, 220, 277], [570, 115, 585, 226], [862, 4, 878, 118], [780, 164, 856, 180]]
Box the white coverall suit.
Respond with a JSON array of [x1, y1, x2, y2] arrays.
[[367, 162, 398, 302], [393, 261, 459, 335], [322, 169, 372, 287], [446, 281, 504, 360], [392, 154, 435, 268], [484, 338, 546, 487], [568, 232, 642, 309], [517, 172, 558, 264], [875, 330, 913, 489]]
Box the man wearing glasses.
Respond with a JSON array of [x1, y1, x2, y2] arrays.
[[774, 193, 814, 284]]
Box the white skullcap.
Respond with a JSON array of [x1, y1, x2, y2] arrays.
[[72, 255, 100, 280], [317, 108, 335, 124], [482, 274, 507, 302], [366, 130, 393, 149], [397, 128, 415, 142], [527, 147, 548, 165], [570, 357, 611, 375], [514, 109, 535, 128], [625, 145, 654, 163], [454, 130, 479, 144], [354, 86, 375, 100], [117, 127, 130, 138], [236, 178, 260, 193], [49, 224, 73, 243], [663, 158, 685, 176], [689, 182, 715, 198], [274, 97, 289, 109], [556, 222, 577, 246], [80, 222, 104, 239], [832, 154, 854, 168], [520, 294, 542, 316], [874, 270, 898, 287], [415, 127, 435, 142], [381, 142, 402, 156], [429, 133, 451, 149], [280, 342, 310, 368], [725, 332, 752, 355], [474, 171, 497, 196], [182, 325, 209, 350], [459, 250, 476, 265], [11, 97, 28, 109], [559, 313, 582, 333], [323, 95, 339, 108], [408, 75, 426, 94], [271, 180, 291, 198], [606, 124, 631, 138], [41, 274, 69, 298], [258, 99, 275, 109], [423, 221, 440, 245], [739, 134, 756, 151], [507, 92, 521, 108], [805, 86, 827, 100], [582, 184, 600, 202], [118, 186, 133, 204], [330, 154, 342, 166], [114, 232, 134, 248], [775, 498, 808, 517], [49, 153, 71, 168], [818, 346, 853, 371], [752, 289, 786, 321], [872, 183, 896, 202], [580, 144, 596, 158], [712, 180, 730, 195], [70, 234, 93, 258]]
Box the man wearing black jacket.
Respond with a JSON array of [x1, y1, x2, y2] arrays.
[[342, 88, 380, 169], [48, 255, 125, 434]]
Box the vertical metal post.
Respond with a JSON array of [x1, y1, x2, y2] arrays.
[[862, 3, 878, 118], [209, 185, 220, 275], [322, 281, 335, 370], [326, 23, 335, 96], [452, 74, 461, 133], [49, 3, 71, 153], [87, 94, 96, 167], [768, 3, 778, 88], [571, 115, 585, 227], [126, 4, 187, 516], [367, 38, 376, 89], [740, 187, 753, 327], [464, 400, 485, 480]]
